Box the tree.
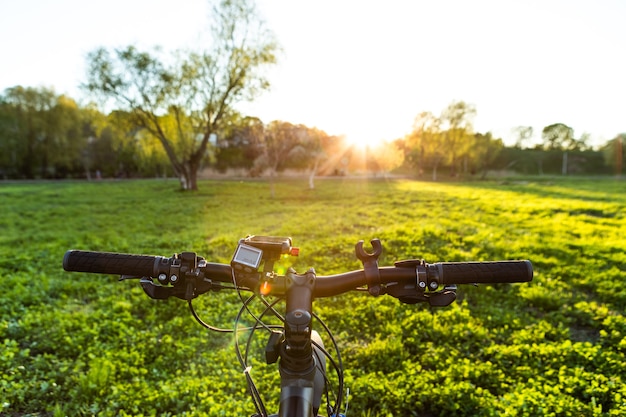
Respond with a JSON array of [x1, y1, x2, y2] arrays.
[[253, 120, 303, 196], [471, 132, 504, 178], [406, 111, 444, 180], [0, 86, 86, 178], [363, 140, 405, 177], [318, 134, 351, 177], [440, 100, 477, 176], [602, 134, 625, 177], [542, 123, 576, 150], [0, 86, 49, 178], [512, 125, 534, 149], [287, 126, 333, 189], [541, 123, 589, 175], [0, 90, 22, 178], [84, 0, 279, 190], [214, 115, 264, 174]]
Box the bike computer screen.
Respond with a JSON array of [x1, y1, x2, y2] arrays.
[[232, 243, 263, 270]]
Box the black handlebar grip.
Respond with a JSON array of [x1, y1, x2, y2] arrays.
[[436, 260, 533, 284], [63, 250, 162, 278]]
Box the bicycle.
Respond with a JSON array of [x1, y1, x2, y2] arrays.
[[63, 235, 533, 417]]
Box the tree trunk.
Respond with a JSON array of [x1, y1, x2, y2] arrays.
[[178, 167, 198, 191], [308, 159, 320, 190], [616, 137, 623, 177], [269, 169, 276, 198], [188, 169, 198, 191], [153, 131, 196, 190]]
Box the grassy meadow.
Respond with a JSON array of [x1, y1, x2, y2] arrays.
[[1, 177, 625, 416]]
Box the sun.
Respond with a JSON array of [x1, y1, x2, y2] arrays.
[[344, 132, 388, 150]]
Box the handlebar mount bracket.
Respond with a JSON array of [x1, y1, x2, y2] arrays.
[[355, 239, 383, 296], [393, 259, 458, 307], [138, 252, 218, 300]]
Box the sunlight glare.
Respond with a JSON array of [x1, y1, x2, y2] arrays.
[[345, 131, 389, 150]]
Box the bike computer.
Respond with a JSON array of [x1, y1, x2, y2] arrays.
[[231, 236, 299, 272], [231, 243, 263, 270]]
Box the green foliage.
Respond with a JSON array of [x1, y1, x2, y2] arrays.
[[1, 177, 625, 416], [83, 0, 279, 190], [0, 86, 87, 179]]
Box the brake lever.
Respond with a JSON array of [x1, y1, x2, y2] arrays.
[[427, 285, 457, 307], [138, 276, 221, 300], [119, 275, 142, 281], [140, 278, 180, 299], [120, 275, 177, 298], [389, 282, 458, 307]]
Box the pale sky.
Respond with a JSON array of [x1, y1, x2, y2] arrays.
[[1, 0, 625, 147]]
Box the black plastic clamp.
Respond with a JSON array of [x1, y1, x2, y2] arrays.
[[355, 239, 383, 296]]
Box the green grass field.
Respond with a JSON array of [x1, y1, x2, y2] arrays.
[[1, 177, 625, 416]]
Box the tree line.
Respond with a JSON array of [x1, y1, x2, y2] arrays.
[[0, 85, 396, 183], [0, 85, 623, 184], [403, 103, 624, 180], [0, 0, 623, 187]]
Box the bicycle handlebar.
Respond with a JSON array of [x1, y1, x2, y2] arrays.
[[63, 250, 532, 300], [433, 260, 533, 284], [63, 250, 167, 277], [62, 243, 533, 417]]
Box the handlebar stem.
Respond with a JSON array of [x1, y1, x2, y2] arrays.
[[277, 267, 318, 417], [281, 267, 315, 372]]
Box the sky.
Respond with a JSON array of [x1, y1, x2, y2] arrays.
[[1, 0, 625, 148]]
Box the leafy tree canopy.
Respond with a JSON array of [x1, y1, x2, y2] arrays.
[[83, 0, 280, 190]]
